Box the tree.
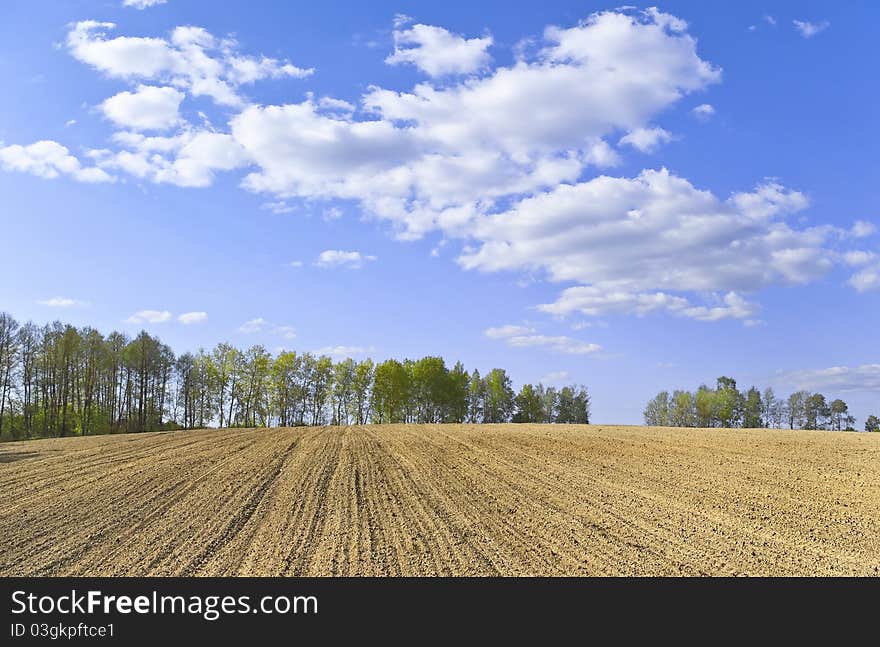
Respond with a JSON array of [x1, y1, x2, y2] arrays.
[[466, 369, 484, 423], [444, 361, 470, 423], [0, 310, 594, 438], [0, 313, 20, 437], [742, 386, 763, 428], [483, 369, 514, 423], [804, 393, 830, 430], [513, 384, 544, 423], [644, 391, 670, 426], [371, 359, 410, 423], [866, 415, 880, 433], [787, 391, 809, 429], [537, 384, 557, 423], [828, 399, 850, 432], [694, 385, 717, 427], [715, 376, 741, 428], [761, 387, 782, 428], [351, 359, 374, 425], [669, 390, 695, 427]]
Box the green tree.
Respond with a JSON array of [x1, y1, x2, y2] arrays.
[[643, 391, 670, 426], [513, 384, 544, 422], [742, 386, 763, 428], [669, 390, 695, 427], [694, 385, 717, 427], [866, 415, 880, 432], [483, 368, 514, 423]]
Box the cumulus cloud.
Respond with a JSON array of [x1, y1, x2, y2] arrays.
[[618, 127, 673, 153], [851, 220, 876, 238], [0, 140, 113, 183], [848, 266, 880, 292], [232, 9, 719, 242], [386, 20, 493, 77], [66, 21, 311, 107], [779, 365, 880, 393], [7, 9, 867, 325], [485, 325, 600, 355], [178, 311, 207, 324], [91, 128, 249, 187], [100, 85, 184, 130], [37, 297, 87, 308], [460, 169, 828, 320], [793, 20, 830, 38], [314, 250, 377, 269], [125, 309, 172, 324]]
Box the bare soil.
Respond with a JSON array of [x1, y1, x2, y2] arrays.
[[1, 424, 878, 576]]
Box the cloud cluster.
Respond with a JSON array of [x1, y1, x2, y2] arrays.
[[3, 8, 872, 322], [779, 365, 880, 393], [67, 21, 311, 107], [0, 140, 112, 183]]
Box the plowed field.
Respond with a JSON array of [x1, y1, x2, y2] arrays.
[[1, 424, 878, 576]]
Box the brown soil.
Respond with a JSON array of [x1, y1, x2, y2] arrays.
[[1, 424, 878, 576]]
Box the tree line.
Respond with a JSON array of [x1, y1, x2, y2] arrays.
[[644, 376, 877, 432], [0, 312, 589, 440]]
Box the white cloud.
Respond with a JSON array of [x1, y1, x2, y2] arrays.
[[692, 103, 715, 120], [0, 140, 114, 183], [238, 317, 296, 338], [100, 85, 184, 131], [314, 250, 377, 269], [764, 16, 777, 26], [261, 200, 295, 214], [66, 21, 311, 107], [793, 20, 830, 38], [238, 317, 267, 333], [618, 127, 673, 153], [313, 345, 375, 359], [484, 324, 536, 339], [539, 371, 570, 384], [123, 0, 167, 8], [387, 22, 493, 77], [288, 260, 303, 267], [233, 9, 719, 241], [178, 311, 207, 324], [843, 251, 876, 267], [322, 207, 343, 221], [92, 129, 249, 187], [460, 169, 826, 321], [11, 9, 865, 325], [848, 266, 880, 292], [126, 309, 172, 324], [779, 365, 880, 393], [37, 297, 87, 308], [485, 325, 600, 355], [851, 220, 876, 238], [274, 325, 297, 340], [65, 119, 77, 127]]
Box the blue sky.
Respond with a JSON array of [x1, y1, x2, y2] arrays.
[[0, 1, 877, 424]]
